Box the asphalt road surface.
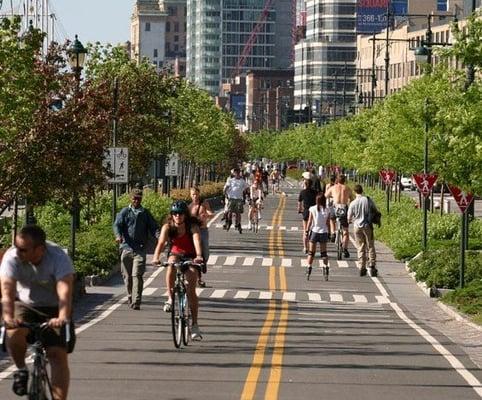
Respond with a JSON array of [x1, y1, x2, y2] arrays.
[[1, 180, 481, 399]]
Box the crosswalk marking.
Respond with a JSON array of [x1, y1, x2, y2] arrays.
[[281, 258, 292, 267], [283, 292, 296, 301], [243, 257, 255, 266], [225, 256, 237, 266], [266, 225, 273, 230], [337, 260, 349, 268], [353, 295, 368, 303], [154, 288, 387, 305], [234, 290, 250, 299], [290, 227, 299, 231], [259, 291, 272, 300], [279, 226, 286, 231], [262, 257, 273, 267], [376, 295, 390, 304], [330, 294, 343, 302], [211, 289, 228, 298], [207, 255, 218, 266]]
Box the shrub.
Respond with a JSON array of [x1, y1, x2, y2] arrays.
[[442, 280, 482, 323], [170, 181, 224, 203]]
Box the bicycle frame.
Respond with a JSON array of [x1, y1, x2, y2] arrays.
[[335, 217, 343, 260]]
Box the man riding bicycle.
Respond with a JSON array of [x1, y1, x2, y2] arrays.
[[248, 180, 263, 230], [223, 168, 249, 233], [0, 225, 75, 400], [152, 201, 204, 340], [325, 174, 354, 258]]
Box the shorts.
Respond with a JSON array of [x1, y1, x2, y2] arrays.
[[228, 198, 244, 214], [15, 302, 76, 353], [330, 205, 348, 228], [309, 232, 329, 243]]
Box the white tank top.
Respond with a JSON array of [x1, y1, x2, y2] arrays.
[[309, 205, 329, 234]]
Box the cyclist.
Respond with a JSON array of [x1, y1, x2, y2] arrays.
[[325, 174, 353, 258], [270, 168, 281, 195], [297, 177, 317, 254], [152, 201, 204, 340], [188, 186, 214, 287], [0, 225, 75, 400], [248, 180, 263, 230], [305, 193, 330, 278], [223, 167, 249, 233]]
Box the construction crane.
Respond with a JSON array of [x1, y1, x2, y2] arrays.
[[231, 0, 275, 79]]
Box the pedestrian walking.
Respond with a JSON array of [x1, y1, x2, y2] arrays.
[[113, 188, 159, 309], [298, 177, 317, 254], [347, 184, 378, 277]]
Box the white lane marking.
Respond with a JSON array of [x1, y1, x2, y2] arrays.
[[259, 291, 272, 300], [337, 260, 349, 268], [262, 257, 273, 267], [330, 294, 343, 302], [266, 225, 273, 230], [279, 226, 287, 231], [281, 258, 292, 267], [224, 256, 237, 266], [234, 290, 250, 299], [390, 302, 482, 397], [196, 288, 205, 296], [207, 210, 224, 228], [308, 293, 322, 302], [376, 296, 390, 304], [207, 255, 218, 266], [353, 295, 368, 303], [215, 223, 223, 228], [290, 226, 299, 231], [283, 292, 296, 301], [372, 276, 390, 298], [210, 289, 228, 299], [243, 257, 255, 266], [143, 287, 157, 296]]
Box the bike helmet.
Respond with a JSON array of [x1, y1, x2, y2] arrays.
[[170, 200, 188, 215]]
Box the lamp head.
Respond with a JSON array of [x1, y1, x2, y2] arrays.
[[68, 35, 87, 70]]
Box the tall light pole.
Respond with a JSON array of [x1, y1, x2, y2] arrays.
[[67, 34, 87, 261]]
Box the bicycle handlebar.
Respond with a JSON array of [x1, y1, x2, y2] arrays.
[[1, 321, 71, 345]]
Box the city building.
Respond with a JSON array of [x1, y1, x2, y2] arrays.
[[186, 0, 292, 97], [130, 0, 167, 70], [164, 0, 187, 76], [294, 0, 358, 121], [356, 1, 470, 108]]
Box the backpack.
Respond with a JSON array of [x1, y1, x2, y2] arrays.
[[367, 197, 382, 227]]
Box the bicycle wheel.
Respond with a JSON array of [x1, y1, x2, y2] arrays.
[[29, 362, 49, 400], [182, 295, 191, 346], [171, 289, 183, 348]]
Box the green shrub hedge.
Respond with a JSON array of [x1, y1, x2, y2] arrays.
[[442, 280, 482, 324], [170, 181, 224, 203]]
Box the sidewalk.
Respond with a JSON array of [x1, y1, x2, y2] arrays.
[[376, 239, 482, 369]]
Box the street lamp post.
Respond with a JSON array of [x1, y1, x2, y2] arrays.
[[67, 34, 87, 261]]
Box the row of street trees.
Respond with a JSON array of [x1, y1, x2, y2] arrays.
[[0, 17, 246, 211], [247, 13, 482, 195]]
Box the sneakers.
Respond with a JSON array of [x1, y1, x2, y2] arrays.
[[191, 324, 203, 340], [12, 369, 28, 396], [360, 266, 367, 276], [368, 266, 378, 277], [163, 300, 172, 312], [343, 248, 350, 258]]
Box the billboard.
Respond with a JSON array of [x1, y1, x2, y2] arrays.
[[231, 94, 246, 123], [392, 0, 408, 15], [356, 0, 389, 34]]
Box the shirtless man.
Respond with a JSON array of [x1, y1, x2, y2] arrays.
[[325, 174, 353, 258]]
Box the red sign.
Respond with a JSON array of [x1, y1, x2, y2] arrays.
[[412, 173, 438, 197], [448, 185, 474, 213], [379, 169, 395, 184]]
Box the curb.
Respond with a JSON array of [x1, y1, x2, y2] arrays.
[[405, 259, 482, 332]]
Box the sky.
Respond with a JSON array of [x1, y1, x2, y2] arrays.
[[49, 0, 133, 46]]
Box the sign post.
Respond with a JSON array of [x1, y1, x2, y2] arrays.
[[448, 185, 474, 288], [379, 169, 395, 214], [413, 173, 438, 250]]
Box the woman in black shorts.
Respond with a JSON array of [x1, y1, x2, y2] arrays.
[[297, 178, 317, 254]]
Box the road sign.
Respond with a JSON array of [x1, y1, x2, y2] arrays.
[[104, 147, 128, 183], [379, 169, 395, 184], [412, 173, 438, 197], [448, 185, 474, 214], [165, 152, 180, 177]]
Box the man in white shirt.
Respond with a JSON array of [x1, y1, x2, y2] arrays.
[[223, 168, 249, 233], [347, 184, 378, 277]]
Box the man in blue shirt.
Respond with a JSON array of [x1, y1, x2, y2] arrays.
[[113, 189, 159, 310]]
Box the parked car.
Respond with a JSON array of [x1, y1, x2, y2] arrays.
[[400, 176, 415, 190]]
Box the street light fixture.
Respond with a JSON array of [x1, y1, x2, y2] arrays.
[[67, 34, 87, 261]]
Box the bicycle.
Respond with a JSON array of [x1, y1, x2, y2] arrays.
[[162, 260, 203, 348], [249, 199, 261, 233], [0, 321, 71, 400]]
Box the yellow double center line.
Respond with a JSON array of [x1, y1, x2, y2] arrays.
[[241, 195, 289, 400]]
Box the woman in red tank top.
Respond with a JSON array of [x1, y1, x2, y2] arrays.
[[152, 201, 204, 340]]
